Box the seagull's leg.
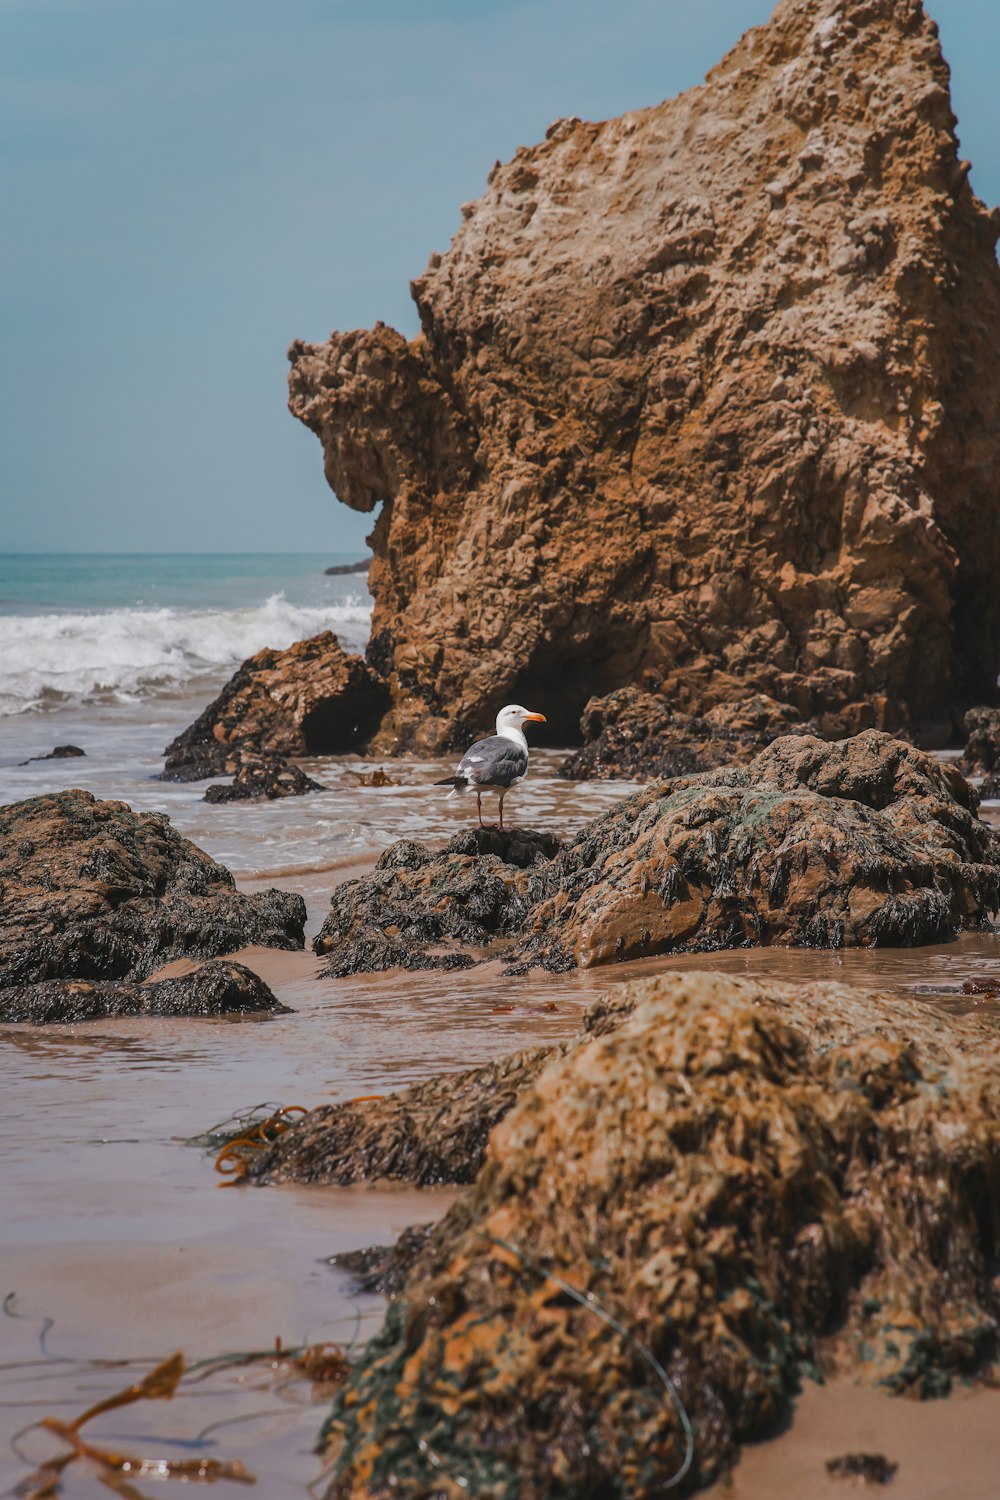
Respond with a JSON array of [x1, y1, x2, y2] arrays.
[[498, 793, 505, 832], [477, 791, 485, 828]]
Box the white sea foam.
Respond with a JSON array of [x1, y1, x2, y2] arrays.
[[0, 593, 372, 715]]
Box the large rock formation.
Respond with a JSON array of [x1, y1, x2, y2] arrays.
[[290, 0, 1000, 752], [317, 972, 1000, 1498], [0, 790, 305, 988]]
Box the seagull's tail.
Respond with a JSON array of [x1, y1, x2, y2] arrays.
[[435, 774, 468, 801]]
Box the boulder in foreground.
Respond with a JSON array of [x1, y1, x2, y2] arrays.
[[0, 790, 306, 988], [320, 970, 1000, 1498], [0, 960, 288, 1025]]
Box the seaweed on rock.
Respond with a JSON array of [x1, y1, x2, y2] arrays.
[[317, 972, 1000, 1499]]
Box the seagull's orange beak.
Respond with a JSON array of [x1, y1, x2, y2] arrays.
[[523, 711, 546, 723]]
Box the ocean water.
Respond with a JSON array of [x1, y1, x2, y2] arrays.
[[0, 552, 372, 716]]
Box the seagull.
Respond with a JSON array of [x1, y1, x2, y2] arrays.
[[436, 704, 546, 830]]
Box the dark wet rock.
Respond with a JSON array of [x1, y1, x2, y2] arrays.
[[510, 732, 1000, 971], [979, 772, 1000, 801], [245, 1044, 554, 1186], [203, 750, 324, 803], [826, 1453, 898, 1485], [0, 960, 288, 1025], [314, 828, 560, 976], [559, 689, 810, 782], [319, 971, 1000, 1499], [19, 744, 87, 765], [325, 558, 372, 576], [162, 631, 388, 780], [0, 789, 306, 989], [960, 706, 1000, 776], [330, 1226, 436, 1298]]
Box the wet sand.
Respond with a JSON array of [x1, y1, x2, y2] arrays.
[[705, 1377, 1000, 1500]]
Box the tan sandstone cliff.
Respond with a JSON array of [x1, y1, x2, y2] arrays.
[[290, 0, 1000, 751]]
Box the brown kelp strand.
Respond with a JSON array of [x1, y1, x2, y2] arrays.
[[12, 1339, 355, 1496], [14, 1354, 256, 1497], [210, 1105, 308, 1183]]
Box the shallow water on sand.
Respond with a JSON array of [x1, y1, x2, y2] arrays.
[[0, 694, 638, 1497], [4, 690, 1000, 1494]]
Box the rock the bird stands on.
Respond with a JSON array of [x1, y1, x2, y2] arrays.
[[436, 704, 546, 829]]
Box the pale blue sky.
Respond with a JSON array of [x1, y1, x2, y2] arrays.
[[2, 0, 997, 553]]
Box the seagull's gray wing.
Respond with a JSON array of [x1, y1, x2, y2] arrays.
[[457, 735, 528, 788]]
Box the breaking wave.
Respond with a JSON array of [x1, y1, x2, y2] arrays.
[[0, 593, 372, 716]]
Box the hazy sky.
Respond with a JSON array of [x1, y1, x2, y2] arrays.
[[2, 0, 997, 554]]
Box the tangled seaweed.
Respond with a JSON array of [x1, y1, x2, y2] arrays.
[[211, 1105, 308, 1183]]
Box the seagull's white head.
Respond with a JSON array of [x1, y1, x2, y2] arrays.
[[496, 704, 546, 735]]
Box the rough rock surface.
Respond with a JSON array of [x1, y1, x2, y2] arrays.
[[246, 1044, 554, 1187], [202, 749, 324, 803], [290, 0, 1000, 753], [514, 731, 999, 969], [163, 631, 387, 779], [959, 706, 1000, 776], [314, 827, 559, 976], [0, 960, 287, 1025], [320, 971, 1000, 1499], [559, 689, 810, 781], [312, 733, 997, 976], [0, 790, 306, 988]]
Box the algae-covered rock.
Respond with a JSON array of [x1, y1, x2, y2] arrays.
[[312, 733, 997, 976], [511, 731, 998, 970], [245, 1044, 554, 1187], [0, 790, 306, 988], [320, 971, 1000, 1499], [202, 749, 324, 803], [0, 960, 288, 1025], [559, 689, 809, 782], [961, 706, 1000, 776], [314, 827, 559, 976]]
